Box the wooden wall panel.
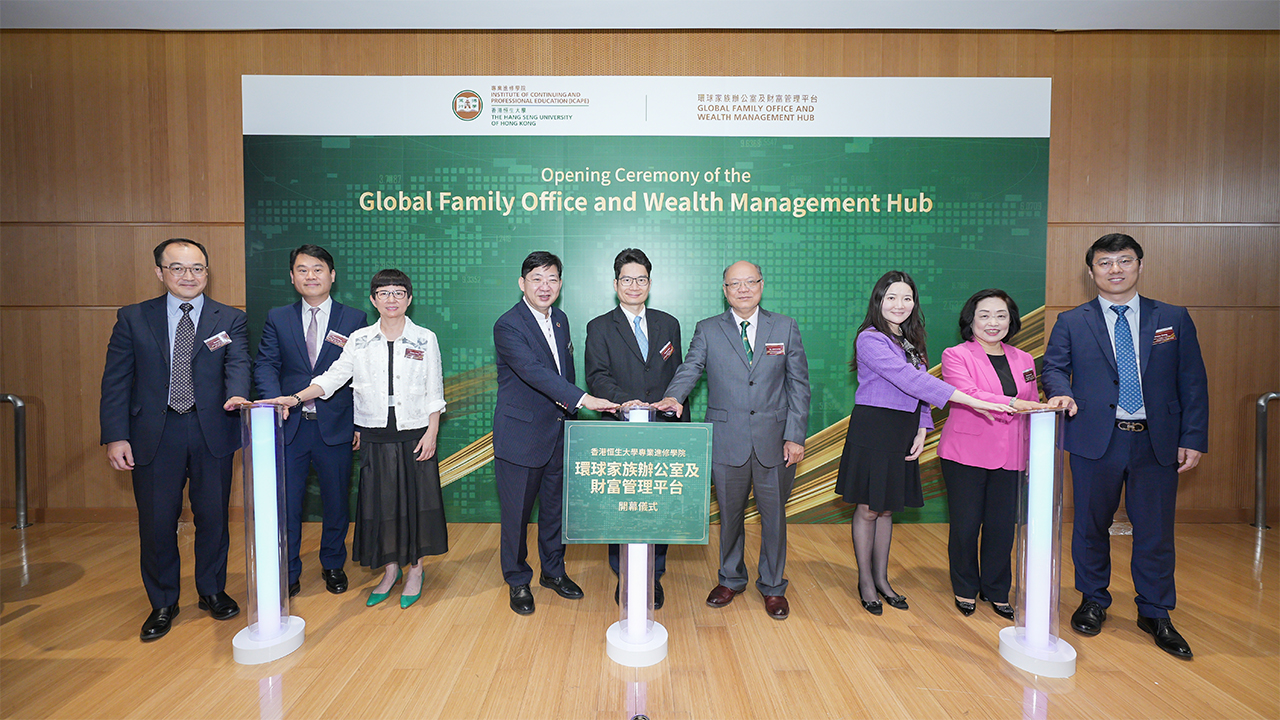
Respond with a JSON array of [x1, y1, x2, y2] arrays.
[[1045, 225, 1280, 309], [1, 28, 1276, 522], [0, 225, 247, 308]]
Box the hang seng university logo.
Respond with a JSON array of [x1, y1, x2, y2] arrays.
[[453, 90, 483, 121]]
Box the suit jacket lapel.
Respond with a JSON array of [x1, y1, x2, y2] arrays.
[[1138, 296, 1156, 374], [965, 339, 1003, 392], [1083, 301, 1118, 372], [516, 301, 559, 373], [751, 310, 776, 375], [613, 307, 646, 364], [143, 295, 170, 367], [193, 299, 219, 363], [718, 310, 752, 371], [289, 300, 314, 369], [552, 307, 572, 380]]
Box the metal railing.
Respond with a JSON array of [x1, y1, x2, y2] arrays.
[[1256, 392, 1279, 530], [1, 394, 32, 529]]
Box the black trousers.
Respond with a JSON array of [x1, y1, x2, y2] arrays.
[[495, 434, 566, 586], [940, 459, 1017, 602], [131, 409, 234, 608]]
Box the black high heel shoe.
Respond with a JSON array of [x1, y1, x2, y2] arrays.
[[954, 597, 976, 616], [878, 589, 909, 611], [979, 592, 1014, 620]]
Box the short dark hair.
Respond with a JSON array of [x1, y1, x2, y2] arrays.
[[1085, 233, 1144, 267], [613, 248, 652, 278], [369, 268, 413, 298], [957, 289, 1023, 342], [153, 238, 209, 267], [289, 244, 335, 271], [522, 251, 562, 277]]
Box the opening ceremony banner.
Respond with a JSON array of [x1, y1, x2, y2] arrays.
[[243, 75, 1051, 523]]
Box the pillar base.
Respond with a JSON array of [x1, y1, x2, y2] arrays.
[[606, 621, 668, 667], [233, 616, 305, 665], [999, 626, 1076, 678]]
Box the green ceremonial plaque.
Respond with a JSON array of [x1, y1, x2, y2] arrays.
[[562, 421, 712, 545]]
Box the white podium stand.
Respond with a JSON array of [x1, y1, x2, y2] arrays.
[[999, 408, 1076, 677], [606, 406, 669, 668], [233, 403, 305, 665]]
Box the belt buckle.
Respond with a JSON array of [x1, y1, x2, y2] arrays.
[[1117, 420, 1145, 432], [301, 409, 318, 421]]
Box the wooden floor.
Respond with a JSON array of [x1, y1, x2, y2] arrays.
[[2, 521, 1277, 720]]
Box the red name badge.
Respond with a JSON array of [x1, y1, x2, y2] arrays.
[[659, 341, 674, 360], [404, 348, 424, 361], [203, 331, 232, 351], [1023, 368, 1036, 383], [1153, 327, 1177, 345], [765, 342, 785, 356], [325, 330, 348, 347]]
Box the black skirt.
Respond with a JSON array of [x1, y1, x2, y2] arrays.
[[834, 404, 924, 512], [352, 438, 449, 568]]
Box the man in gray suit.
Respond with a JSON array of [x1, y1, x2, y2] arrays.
[[655, 261, 810, 619]]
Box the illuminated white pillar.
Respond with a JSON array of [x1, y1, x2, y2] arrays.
[[606, 405, 669, 667], [999, 408, 1075, 677], [233, 403, 305, 665]]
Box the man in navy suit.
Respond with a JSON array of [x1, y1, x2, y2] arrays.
[[254, 244, 367, 598], [584, 248, 685, 609], [1044, 233, 1208, 659], [492, 251, 618, 615], [101, 238, 251, 642]]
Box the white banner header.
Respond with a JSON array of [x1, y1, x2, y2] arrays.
[[243, 75, 1051, 138]]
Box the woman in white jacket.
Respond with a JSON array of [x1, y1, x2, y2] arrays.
[[269, 269, 448, 609]]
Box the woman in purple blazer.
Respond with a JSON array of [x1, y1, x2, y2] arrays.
[[938, 289, 1048, 620], [835, 272, 1015, 616]]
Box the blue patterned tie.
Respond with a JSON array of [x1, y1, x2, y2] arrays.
[[633, 315, 648, 361], [1111, 305, 1143, 413]]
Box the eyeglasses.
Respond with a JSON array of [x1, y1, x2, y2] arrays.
[[723, 278, 762, 290], [374, 289, 408, 300], [617, 276, 650, 288], [1093, 257, 1137, 270], [162, 264, 207, 277]]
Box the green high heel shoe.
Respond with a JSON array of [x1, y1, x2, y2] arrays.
[[400, 571, 424, 609], [367, 568, 403, 607]]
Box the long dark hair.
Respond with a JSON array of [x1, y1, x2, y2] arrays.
[[850, 270, 927, 371]]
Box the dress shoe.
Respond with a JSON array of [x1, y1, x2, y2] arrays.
[[1137, 616, 1193, 659], [990, 601, 1015, 620], [654, 579, 665, 610], [1071, 598, 1107, 636], [400, 585, 422, 609], [140, 604, 179, 642], [763, 595, 789, 620], [197, 591, 240, 621], [510, 584, 535, 615], [878, 589, 909, 611], [954, 597, 976, 617], [705, 584, 742, 608], [367, 568, 402, 607], [321, 567, 348, 594], [288, 580, 301, 598], [539, 573, 584, 599], [860, 598, 883, 616]]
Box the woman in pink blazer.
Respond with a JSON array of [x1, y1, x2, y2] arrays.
[[938, 289, 1048, 619]]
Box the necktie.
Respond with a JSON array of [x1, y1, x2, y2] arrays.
[[170, 303, 195, 412], [634, 315, 648, 361], [1111, 305, 1143, 413], [304, 307, 320, 412], [740, 320, 753, 365]]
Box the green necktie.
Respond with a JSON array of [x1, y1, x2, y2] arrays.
[[740, 320, 753, 364]]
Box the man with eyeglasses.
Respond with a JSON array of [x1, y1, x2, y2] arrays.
[[254, 244, 368, 599], [584, 248, 687, 609], [655, 260, 810, 620], [492, 251, 619, 615], [100, 238, 250, 641], [1043, 233, 1208, 659]]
